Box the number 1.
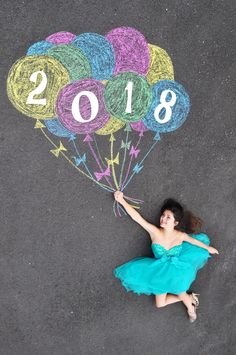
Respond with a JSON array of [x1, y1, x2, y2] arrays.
[[125, 81, 133, 113]]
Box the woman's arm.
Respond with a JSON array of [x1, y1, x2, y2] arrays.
[[183, 234, 219, 254], [114, 191, 159, 235]]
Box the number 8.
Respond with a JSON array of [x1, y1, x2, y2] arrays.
[[154, 89, 177, 124]]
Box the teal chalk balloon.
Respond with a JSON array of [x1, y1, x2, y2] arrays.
[[104, 72, 152, 122], [47, 44, 92, 81]]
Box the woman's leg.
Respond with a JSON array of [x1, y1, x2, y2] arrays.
[[177, 292, 195, 313], [155, 292, 194, 311], [155, 293, 181, 308]]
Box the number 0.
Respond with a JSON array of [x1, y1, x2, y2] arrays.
[[72, 91, 99, 123]]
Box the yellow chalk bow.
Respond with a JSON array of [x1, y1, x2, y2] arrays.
[[105, 152, 120, 166], [50, 141, 67, 158]]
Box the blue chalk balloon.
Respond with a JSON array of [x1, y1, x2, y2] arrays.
[[44, 118, 76, 139], [72, 33, 115, 80], [26, 40, 55, 55], [142, 80, 190, 140]]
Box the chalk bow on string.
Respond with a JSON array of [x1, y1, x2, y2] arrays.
[[129, 146, 140, 158], [72, 153, 86, 166], [120, 140, 131, 150], [94, 166, 111, 181], [105, 153, 120, 166], [50, 141, 67, 157]]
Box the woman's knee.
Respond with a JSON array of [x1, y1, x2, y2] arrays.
[[155, 294, 166, 308], [156, 302, 166, 308]]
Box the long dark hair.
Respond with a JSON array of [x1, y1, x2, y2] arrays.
[[158, 198, 203, 234]]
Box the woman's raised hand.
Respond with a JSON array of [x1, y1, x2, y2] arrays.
[[114, 190, 125, 204]]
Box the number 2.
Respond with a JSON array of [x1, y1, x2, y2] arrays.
[[26, 70, 47, 105]]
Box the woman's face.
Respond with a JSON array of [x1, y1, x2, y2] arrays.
[[160, 210, 178, 229]]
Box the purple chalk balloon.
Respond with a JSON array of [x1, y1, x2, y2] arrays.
[[56, 79, 109, 134], [105, 27, 150, 75], [130, 120, 149, 133], [46, 31, 76, 44]]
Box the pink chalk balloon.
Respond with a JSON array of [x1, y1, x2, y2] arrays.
[[46, 31, 76, 44], [105, 27, 150, 75], [130, 120, 149, 133], [56, 79, 109, 134]]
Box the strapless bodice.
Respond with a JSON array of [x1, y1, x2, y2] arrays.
[[151, 243, 183, 260]]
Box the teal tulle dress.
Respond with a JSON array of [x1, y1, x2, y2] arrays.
[[113, 233, 212, 295]]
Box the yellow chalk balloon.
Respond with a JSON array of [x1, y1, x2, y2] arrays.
[[146, 44, 174, 85], [7, 55, 70, 119], [95, 116, 125, 135]]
